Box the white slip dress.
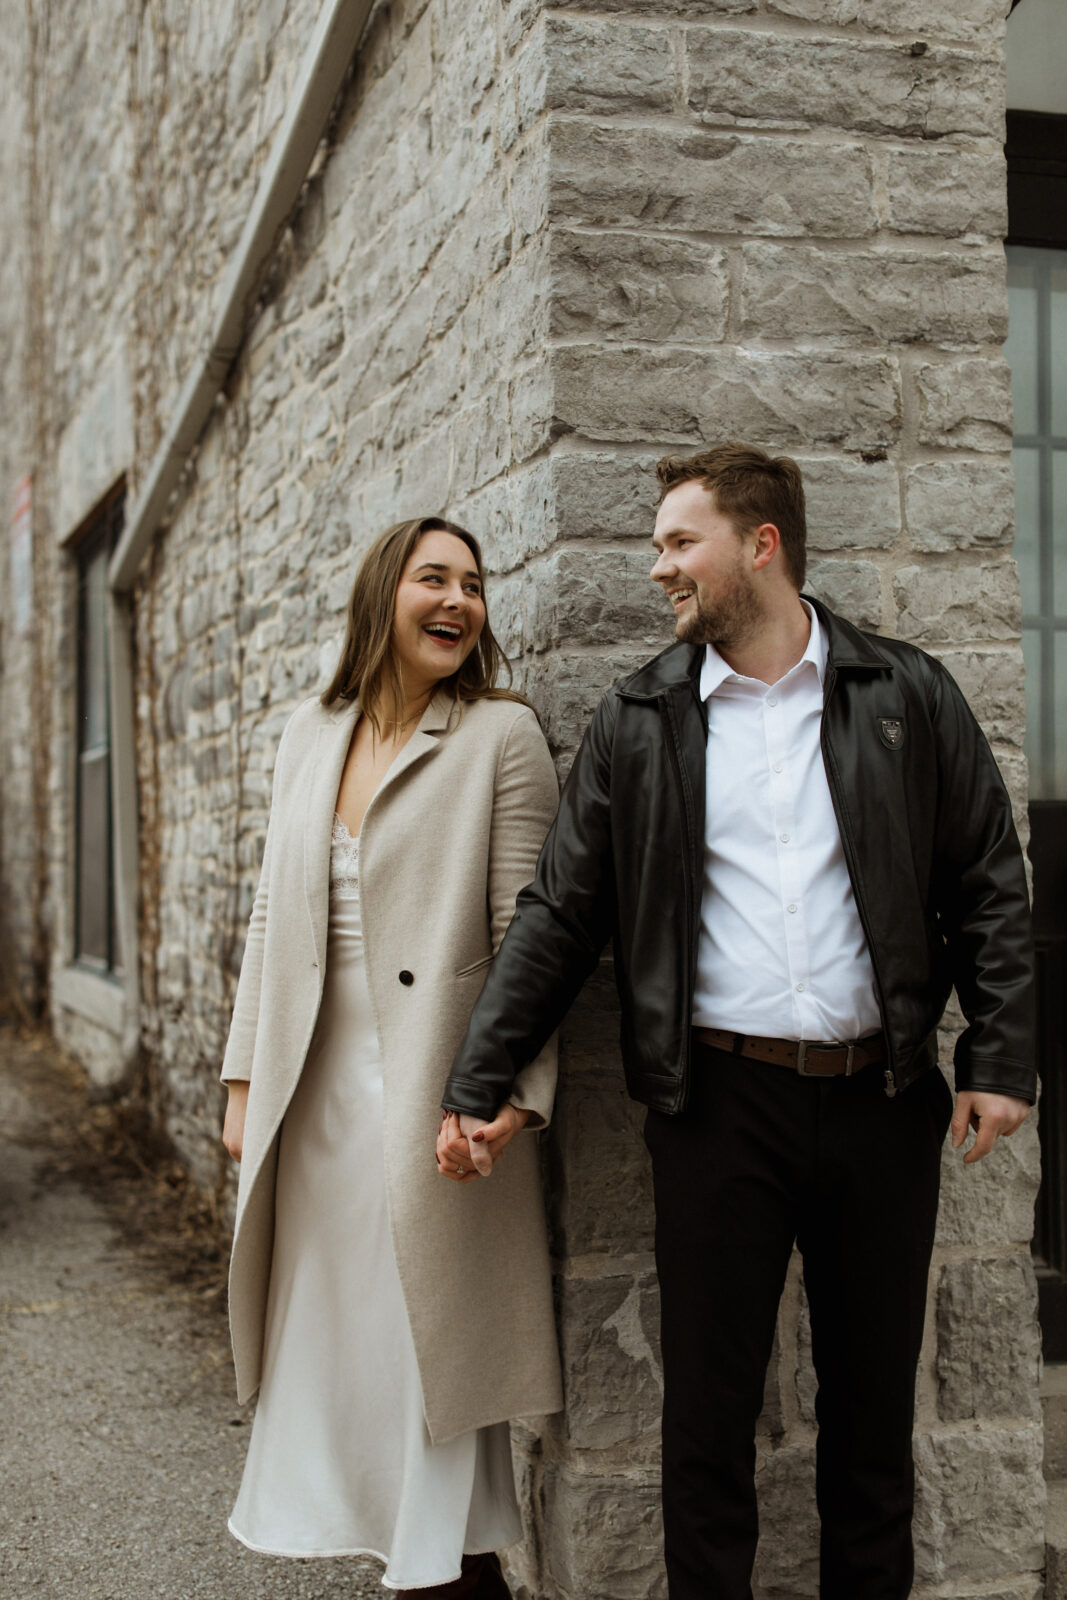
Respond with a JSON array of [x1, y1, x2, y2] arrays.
[[229, 815, 521, 1589]]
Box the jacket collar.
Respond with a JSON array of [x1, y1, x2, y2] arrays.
[[616, 598, 892, 701]]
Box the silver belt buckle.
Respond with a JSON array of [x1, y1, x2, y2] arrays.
[[796, 1040, 856, 1077]]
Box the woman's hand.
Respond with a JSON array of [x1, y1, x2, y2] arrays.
[[223, 1080, 250, 1162], [436, 1105, 531, 1182]]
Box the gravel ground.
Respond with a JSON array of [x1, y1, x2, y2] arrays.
[[0, 1023, 388, 1600]]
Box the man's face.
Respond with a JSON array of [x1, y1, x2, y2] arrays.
[[651, 480, 761, 649]]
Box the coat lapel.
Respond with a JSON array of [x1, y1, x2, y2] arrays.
[[305, 700, 360, 966], [367, 689, 454, 810], [304, 691, 454, 963]]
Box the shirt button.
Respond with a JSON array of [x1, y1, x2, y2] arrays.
[[780, 832, 790, 843], [796, 982, 806, 992], [787, 904, 798, 914], [767, 696, 778, 707], [773, 762, 783, 773], [399, 970, 414, 986]]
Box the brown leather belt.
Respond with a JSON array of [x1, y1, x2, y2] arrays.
[[694, 1026, 887, 1078]]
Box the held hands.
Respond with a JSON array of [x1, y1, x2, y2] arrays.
[[951, 1090, 1030, 1164], [222, 1080, 250, 1162], [436, 1105, 530, 1183]]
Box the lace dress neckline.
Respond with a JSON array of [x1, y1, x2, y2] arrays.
[[330, 813, 361, 897]]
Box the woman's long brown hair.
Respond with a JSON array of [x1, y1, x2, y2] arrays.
[[321, 516, 525, 734]]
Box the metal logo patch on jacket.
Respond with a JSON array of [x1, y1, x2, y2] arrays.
[[879, 717, 905, 749]]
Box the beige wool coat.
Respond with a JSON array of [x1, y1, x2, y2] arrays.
[[221, 689, 563, 1444]]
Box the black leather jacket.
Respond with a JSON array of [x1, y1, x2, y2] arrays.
[[443, 601, 1036, 1118]]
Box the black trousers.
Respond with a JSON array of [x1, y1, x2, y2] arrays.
[[644, 1041, 953, 1600]]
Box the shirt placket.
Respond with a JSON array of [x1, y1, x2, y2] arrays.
[[764, 685, 813, 1037]]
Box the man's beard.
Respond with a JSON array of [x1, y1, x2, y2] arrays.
[[676, 576, 762, 652]]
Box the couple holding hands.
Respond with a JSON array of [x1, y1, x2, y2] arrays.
[[220, 442, 1034, 1600]]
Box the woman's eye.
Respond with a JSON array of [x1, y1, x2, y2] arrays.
[[420, 574, 443, 584], [464, 584, 482, 596]]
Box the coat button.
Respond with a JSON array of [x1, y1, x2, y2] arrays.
[[399, 970, 414, 986]]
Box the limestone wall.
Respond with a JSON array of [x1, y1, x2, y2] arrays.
[[0, 1, 1044, 1596]]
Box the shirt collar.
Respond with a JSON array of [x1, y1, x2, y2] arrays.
[[700, 601, 826, 702]]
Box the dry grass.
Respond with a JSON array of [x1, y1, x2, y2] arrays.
[[3, 1015, 231, 1312]]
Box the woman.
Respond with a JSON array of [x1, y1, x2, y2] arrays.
[[220, 517, 562, 1597]]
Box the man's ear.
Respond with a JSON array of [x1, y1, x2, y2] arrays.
[[751, 522, 781, 571]]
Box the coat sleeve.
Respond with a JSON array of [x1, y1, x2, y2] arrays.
[[220, 711, 300, 1084], [927, 660, 1036, 1103], [443, 691, 619, 1121]]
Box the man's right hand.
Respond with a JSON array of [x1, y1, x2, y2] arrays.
[[223, 1080, 250, 1162]]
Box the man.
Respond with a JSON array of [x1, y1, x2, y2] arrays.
[[437, 443, 1034, 1599]]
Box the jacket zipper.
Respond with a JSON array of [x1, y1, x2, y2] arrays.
[[661, 691, 700, 1115], [820, 664, 897, 1097]]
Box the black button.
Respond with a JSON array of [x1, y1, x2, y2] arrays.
[[399, 970, 414, 986]]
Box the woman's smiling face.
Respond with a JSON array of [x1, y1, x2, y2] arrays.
[[390, 528, 487, 698]]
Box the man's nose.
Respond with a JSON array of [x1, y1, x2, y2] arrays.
[[650, 551, 673, 581]]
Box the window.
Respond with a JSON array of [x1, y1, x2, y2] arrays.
[[74, 488, 124, 971], [1006, 244, 1067, 798]]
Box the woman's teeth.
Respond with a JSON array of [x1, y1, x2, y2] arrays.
[[425, 624, 462, 640]]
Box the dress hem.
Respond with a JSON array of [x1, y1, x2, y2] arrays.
[[227, 1519, 505, 1588]]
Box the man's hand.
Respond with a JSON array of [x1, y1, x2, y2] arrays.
[[436, 1105, 531, 1182], [222, 1080, 250, 1162], [951, 1091, 1031, 1164]]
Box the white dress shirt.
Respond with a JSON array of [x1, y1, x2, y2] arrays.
[[691, 605, 881, 1042]]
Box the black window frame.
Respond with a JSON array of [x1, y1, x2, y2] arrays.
[[73, 484, 125, 975]]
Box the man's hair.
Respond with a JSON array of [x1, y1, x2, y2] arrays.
[[655, 443, 807, 589]]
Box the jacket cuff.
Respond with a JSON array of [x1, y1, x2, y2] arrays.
[[953, 1054, 1037, 1106], [441, 1075, 503, 1121]]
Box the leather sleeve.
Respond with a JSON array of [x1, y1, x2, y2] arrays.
[[927, 660, 1036, 1103], [442, 691, 620, 1119]]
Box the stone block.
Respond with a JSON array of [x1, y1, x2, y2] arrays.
[[893, 563, 1021, 645], [806, 558, 883, 631], [542, 1461, 667, 1600], [551, 0, 754, 11], [916, 356, 1013, 453], [550, 449, 661, 545], [549, 122, 877, 240], [1043, 1363, 1067, 1480], [547, 1079, 655, 1257], [516, 545, 675, 654], [935, 1253, 1041, 1422], [885, 146, 1007, 239], [793, 1278, 817, 1429], [551, 230, 729, 345], [1048, 1482, 1067, 1600], [541, 16, 675, 116], [753, 1441, 820, 1597], [524, 647, 652, 762], [551, 346, 900, 453], [912, 1423, 1044, 1584], [936, 647, 1026, 749], [906, 460, 1015, 553], [687, 30, 1001, 139], [557, 1269, 663, 1449], [741, 244, 1007, 346], [764, 0, 1005, 43], [800, 456, 901, 551], [935, 1114, 1039, 1248]]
